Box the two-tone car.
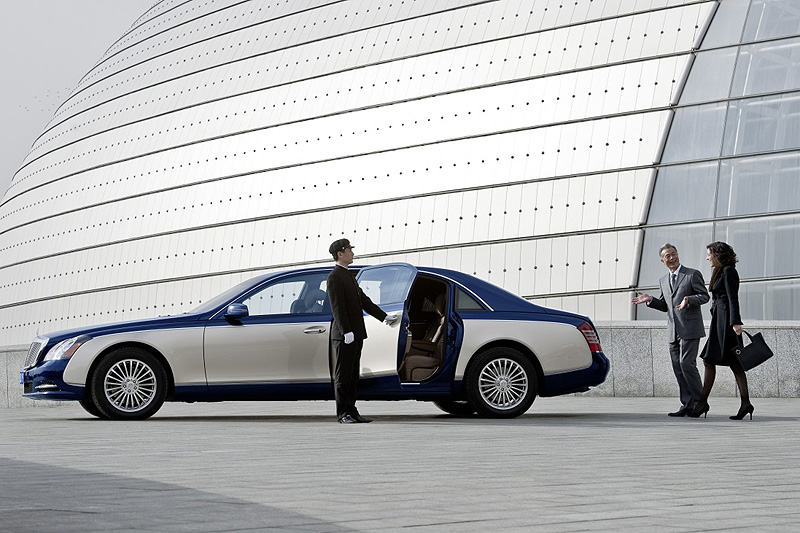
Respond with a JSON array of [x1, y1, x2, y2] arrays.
[[21, 263, 609, 419]]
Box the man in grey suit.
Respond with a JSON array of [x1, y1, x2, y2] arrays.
[[632, 243, 710, 417]]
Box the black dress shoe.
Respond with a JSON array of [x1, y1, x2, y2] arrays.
[[338, 415, 358, 424], [668, 407, 690, 417], [353, 414, 372, 423]]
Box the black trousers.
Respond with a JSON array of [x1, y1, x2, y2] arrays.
[[332, 338, 363, 419]]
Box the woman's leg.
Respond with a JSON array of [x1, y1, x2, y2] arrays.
[[689, 361, 715, 417], [700, 361, 716, 402], [729, 359, 754, 419], [731, 359, 751, 407]]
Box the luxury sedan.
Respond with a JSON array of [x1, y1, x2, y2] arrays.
[[21, 263, 609, 419]]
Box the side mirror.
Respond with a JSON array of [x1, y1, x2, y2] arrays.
[[225, 303, 249, 319]]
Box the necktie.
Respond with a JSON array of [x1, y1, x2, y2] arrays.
[[670, 273, 677, 292]]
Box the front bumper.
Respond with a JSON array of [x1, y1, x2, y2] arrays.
[[20, 360, 84, 401]]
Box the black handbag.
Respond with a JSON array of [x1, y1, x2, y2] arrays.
[[732, 331, 774, 371]]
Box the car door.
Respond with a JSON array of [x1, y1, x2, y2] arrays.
[[355, 263, 417, 379], [203, 271, 332, 385]]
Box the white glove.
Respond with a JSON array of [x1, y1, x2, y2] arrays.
[[383, 315, 398, 325], [344, 332, 355, 344]]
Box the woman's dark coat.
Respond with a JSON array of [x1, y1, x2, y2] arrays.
[[700, 265, 742, 366]]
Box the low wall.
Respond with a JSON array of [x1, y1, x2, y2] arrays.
[[3, 322, 799, 407], [590, 321, 800, 399], [2, 345, 36, 408]]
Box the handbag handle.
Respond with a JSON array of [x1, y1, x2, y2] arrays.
[[733, 329, 752, 355]]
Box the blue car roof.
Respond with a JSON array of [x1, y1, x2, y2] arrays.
[[416, 266, 551, 314]]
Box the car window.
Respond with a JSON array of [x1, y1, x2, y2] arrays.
[[455, 288, 485, 311], [241, 274, 329, 316], [358, 265, 416, 305]]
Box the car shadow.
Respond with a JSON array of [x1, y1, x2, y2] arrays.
[[65, 411, 795, 424]]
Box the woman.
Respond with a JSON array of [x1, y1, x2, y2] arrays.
[[691, 242, 753, 420]]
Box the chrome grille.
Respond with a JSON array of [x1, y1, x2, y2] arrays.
[[24, 341, 43, 369]]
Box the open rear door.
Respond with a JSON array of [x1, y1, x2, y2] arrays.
[[355, 263, 417, 379]]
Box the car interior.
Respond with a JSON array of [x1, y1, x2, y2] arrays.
[[398, 276, 449, 382]]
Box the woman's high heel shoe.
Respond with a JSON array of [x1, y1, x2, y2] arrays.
[[730, 404, 754, 420], [688, 401, 710, 418]]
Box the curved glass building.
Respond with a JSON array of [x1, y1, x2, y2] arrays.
[[1, 0, 799, 351]]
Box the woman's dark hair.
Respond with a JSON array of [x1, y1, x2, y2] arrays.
[[707, 241, 738, 288]]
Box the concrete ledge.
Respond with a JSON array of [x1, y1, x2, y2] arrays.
[[2, 346, 34, 408], [3, 322, 799, 407], [595, 321, 800, 399]]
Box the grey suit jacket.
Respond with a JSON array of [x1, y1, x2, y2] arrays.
[[647, 266, 710, 342]]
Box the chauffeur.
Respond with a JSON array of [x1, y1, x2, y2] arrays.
[[327, 239, 396, 423]]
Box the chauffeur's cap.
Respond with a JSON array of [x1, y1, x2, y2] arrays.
[[329, 238, 354, 255]]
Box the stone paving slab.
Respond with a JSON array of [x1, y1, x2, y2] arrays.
[[1, 396, 799, 532]]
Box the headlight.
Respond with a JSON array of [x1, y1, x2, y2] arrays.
[[43, 336, 91, 361]]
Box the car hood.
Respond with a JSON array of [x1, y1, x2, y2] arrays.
[[38, 313, 206, 344]]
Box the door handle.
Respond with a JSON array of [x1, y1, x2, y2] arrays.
[[303, 326, 327, 334]]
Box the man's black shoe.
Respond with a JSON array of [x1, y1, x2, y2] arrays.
[[353, 414, 372, 423], [668, 407, 690, 417], [338, 415, 358, 424]]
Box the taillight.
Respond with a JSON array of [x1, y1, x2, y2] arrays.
[[578, 322, 602, 353]]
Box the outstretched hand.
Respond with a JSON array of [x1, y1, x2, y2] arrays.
[[383, 314, 398, 326], [676, 296, 689, 310], [631, 291, 652, 305]]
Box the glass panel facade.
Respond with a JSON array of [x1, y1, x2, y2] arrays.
[[661, 103, 727, 163], [7, 0, 800, 346], [722, 92, 800, 156], [731, 37, 800, 97], [701, 0, 749, 48], [740, 278, 800, 319], [647, 162, 718, 223], [715, 214, 800, 279], [680, 49, 737, 104], [717, 151, 800, 216], [742, 0, 800, 43]]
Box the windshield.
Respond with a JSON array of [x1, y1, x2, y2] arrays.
[[188, 275, 270, 314]]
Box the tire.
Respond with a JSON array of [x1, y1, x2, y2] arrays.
[[433, 399, 476, 416], [465, 347, 538, 418], [90, 347, 167, 420], [79, 397, 107, 419]]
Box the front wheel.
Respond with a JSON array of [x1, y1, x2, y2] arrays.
[[79, 397, 106, 419], [465, 348, 538, 418], [90, 348, 167, 420]]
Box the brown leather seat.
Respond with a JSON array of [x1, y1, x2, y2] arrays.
[[400, 293, 446, 381]]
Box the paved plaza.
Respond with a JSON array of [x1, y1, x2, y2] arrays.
[[1, 396, 799, 532]]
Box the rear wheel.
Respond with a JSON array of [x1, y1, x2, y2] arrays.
[[433, 399, 476, 416], [91, 347, 167, 420], [465, 347, 538, 418]]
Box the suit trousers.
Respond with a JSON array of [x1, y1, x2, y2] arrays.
[[669, 337, 703, 409], [332, 338, 363, 419]]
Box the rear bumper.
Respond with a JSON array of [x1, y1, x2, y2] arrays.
[[541, 352, 610, 397]]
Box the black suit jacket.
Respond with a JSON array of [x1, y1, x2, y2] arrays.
[[327, 265, 387, 341]]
